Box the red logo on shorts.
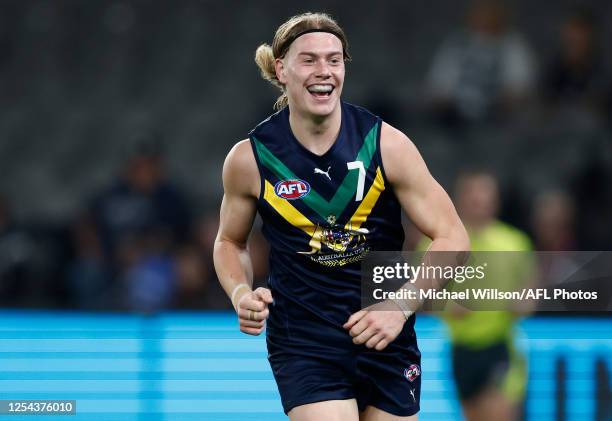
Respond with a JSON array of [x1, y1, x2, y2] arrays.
[[404, 364, 420, 382]]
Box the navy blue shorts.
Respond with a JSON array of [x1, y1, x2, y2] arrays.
[[266, 314, 421, 416]]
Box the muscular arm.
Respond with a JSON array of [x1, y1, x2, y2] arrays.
[[214, 140, 258, 297], [345, 123, 469, 350], [213, 140, 272, 334], [380, 122, 469, 253]]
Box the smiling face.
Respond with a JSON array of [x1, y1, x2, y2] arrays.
[[275, 32, 345, 119]]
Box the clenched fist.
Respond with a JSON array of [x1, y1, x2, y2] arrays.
[[234, 287, 274, 336]]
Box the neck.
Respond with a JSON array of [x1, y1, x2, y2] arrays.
[[288, 104, 342, 156]]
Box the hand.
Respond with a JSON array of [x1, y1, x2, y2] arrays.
[[235, 287, 273, 336], [343, 300, 407, 351]]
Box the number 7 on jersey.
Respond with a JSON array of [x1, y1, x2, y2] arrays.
[[347, 160, 365, 202]]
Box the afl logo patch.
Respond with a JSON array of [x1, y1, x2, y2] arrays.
[[274, 179, 310, 200], [404, 364, 420, 382]]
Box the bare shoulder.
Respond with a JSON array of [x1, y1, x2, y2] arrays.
[[222, 139, 260, 198], [379, 122, 426, 185]]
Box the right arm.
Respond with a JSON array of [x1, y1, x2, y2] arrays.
[[213, 140, 273, 335]]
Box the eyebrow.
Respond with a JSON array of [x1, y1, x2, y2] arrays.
[[297, 51, 343, 58]]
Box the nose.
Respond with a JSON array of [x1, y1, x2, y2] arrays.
[[314, 59, 332, 78]]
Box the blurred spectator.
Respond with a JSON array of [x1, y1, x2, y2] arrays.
[[174, 241, 232, 310], [171, 214, 228, 310], [531, 190, 575, 251], [174, 244, 209, 309], [66, 212, 112, 309], [0, 195, 37, 307], [121, 230, 176, 313], [530, 191, 580, 300], [180, 213, 269, 310], [572, 156, 612, 250], [420, 170, 533, 421], [68, 132, 192, 310], [542, 8, 608, 116], [426, 0, 536, 126], [193, 214, 233, 309], [91, 134, 191, 258]]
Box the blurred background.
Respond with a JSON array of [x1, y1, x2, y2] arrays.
[[0, 0, 610, 419], [1, 0, 612, 310]]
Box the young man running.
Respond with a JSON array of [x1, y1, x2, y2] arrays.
[[214, 12, 469, 421]]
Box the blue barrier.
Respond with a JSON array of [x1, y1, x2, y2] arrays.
[[0, 311, 609, 421]]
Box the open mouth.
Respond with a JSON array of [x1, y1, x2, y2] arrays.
[[307, 84, 334, 99]]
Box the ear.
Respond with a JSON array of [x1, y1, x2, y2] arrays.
[[275, 58, 287, 85]]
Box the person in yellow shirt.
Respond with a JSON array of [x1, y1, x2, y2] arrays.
[[419, 171, 533, 421]]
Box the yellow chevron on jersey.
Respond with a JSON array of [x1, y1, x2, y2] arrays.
[[345, 167, 385, 231], [250, 101, 405, 271], [263, 167, 386, 257]]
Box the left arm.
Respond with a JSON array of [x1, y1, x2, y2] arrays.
[[344, 122, 470, 350]]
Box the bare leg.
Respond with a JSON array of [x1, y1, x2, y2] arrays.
[[462, 387, 519, 421], [359, 406, 418, 421], [289, 399, 359, 421]]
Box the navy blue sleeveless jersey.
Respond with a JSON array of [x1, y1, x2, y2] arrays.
[[249, 101, 415, 338], [250, 102, 421, 416]]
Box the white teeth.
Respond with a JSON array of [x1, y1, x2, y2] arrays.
[[307, 85, 333, 93]]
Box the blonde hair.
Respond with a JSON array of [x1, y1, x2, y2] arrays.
[[254, 12, 351, 110]]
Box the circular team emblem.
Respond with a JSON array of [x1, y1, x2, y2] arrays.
[[274, 179, 310, 200], [404, 364, 420, 382]]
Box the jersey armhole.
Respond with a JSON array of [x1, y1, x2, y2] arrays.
[[248, 136, 266, 203], [374, 119, 391, 185]]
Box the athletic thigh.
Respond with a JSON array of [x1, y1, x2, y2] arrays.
[[289, 398, 359, 421], [360, 405, 418, 421]]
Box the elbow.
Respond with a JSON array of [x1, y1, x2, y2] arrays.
[[451, 225, 470, 266], [214, 235, 248, 254], [428, 224, 470, 253], [456, 225, 470, 252], [447, 223, 470, 252]]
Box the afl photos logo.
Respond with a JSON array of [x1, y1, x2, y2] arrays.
[[274, 180, 310, 200], [404, 364, 420, 382]]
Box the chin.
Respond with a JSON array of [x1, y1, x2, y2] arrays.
[[306, 98, 340, 118]]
